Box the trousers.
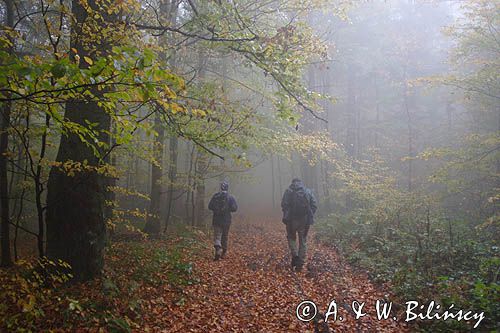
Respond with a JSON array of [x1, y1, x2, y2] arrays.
[[213, 223, 230, 251], [286, 216, 309, 264]]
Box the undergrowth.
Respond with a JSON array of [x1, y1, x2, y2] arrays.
[[316, 214, 499, 332], [0, 225, 207, 332]]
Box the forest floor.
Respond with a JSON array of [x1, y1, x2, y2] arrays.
[[1, 217, 411, 332], [140, 217, 409, 332]]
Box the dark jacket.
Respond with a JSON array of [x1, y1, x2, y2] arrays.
[[281, 180, 317, 225], [208, 191, 238, 226]]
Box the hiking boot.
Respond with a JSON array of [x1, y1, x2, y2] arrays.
[[221, 249, 227, 259], [214, 246, 222, 261], [291, 255, 299, 269], [295, 258, 304, 272]]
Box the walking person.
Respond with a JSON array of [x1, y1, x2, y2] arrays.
[[208, 181, 238, 260], [281, 178, 317, 271]]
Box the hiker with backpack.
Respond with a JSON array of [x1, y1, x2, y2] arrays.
[[281, 178, 317, 271], [208, 181, 238, 260]]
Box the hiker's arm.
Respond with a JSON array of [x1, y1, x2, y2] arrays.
[[281, 190, 289, 212], [208, 195, 215, 211], [229, 196, 238, 212], [309, 191, 318, 214], [281, 190, 291, 224]]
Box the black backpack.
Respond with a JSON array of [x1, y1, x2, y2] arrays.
[[212, 192, 229, 215], [289, 188, 310, 217]]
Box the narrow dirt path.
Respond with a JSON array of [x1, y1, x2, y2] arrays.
[[142, 218, 409, 332]]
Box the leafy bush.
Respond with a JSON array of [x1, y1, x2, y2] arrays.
[[0, 226, 205, 332], [316, 211, 499, 331], [0, 258, 72, 332]]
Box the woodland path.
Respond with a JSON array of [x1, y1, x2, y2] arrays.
[[141, 217, 409, 332]]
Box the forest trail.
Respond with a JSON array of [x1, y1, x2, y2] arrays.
[[142, 218, 409, 332]]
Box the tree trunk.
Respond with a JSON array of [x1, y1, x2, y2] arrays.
[[0, 0, 14, 267], [0, 99, 13, 267], [194, 150, 208, 227], [320, 70, 331, 212], [104, 123, 116, 233], [193, 49, 208, 227], [185, 143, 195, 223], [374, 74, 381, 148], [33, 112, 51, 258], [404, 82, 414, 192], [276, 155, 283, 196], [144, 113, 165, 235], [270, 155, 275, 208], [13, 144, 28, 261], [163, 0, 180, 232], [45, 0, 112, 281], [190, 146, 197, 226], [164, 135, 178, 231], [345, 71, 356, 212], [320, 159, 330, 212]]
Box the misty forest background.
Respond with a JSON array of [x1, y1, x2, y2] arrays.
[[0, 0, 498, 332]]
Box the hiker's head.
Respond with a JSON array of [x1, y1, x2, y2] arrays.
[[290, 178, 304, 189], [220, 181, 229, 192]]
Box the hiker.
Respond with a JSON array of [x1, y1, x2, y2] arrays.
[[208, 181, 238, 260], [281, 178, 317, 271]]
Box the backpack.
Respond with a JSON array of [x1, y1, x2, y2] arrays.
[[289, 188, 310, 217], [212, 192, 229, 215]]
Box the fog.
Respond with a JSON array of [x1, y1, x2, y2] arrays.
[[207, 0, 478, 218], [1, 0, 498, 331]]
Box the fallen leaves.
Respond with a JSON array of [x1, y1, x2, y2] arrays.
[[139, 218, 408, 332]]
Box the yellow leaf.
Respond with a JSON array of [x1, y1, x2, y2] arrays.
[[192, 109, 206, 117], [22, 295, 36, 312], [171, 103, 185, 114], [83, 56, 93, 65], [164, 86, 177, 99]]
